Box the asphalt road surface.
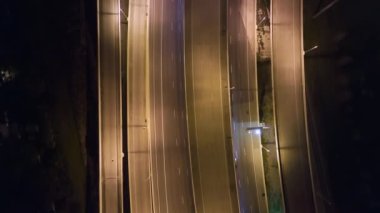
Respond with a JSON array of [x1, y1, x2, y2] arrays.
[[127, 0, 152, 213], [272, 0, 316, 212], [228, 0, 269, 212], [99, 0, 316, 212], [148, 0, 195, 212], [98, 0, 124, 212], [184, 0, 239, 212], [127, 0, 195, 212]]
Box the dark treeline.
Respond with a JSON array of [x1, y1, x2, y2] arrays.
[[304, 0, 380, 212], [0, 0, 97, 212]]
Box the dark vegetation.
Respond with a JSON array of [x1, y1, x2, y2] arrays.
[[304, 0, 380, 212], [0, 0, 97, 212]]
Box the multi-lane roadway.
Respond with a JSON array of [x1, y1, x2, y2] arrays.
[[98, 0, 317, 212], [127, 1, 151, 212], [98, 0, 124, 212], [184, 0, 239, 212], [228, 0, 268, 212], [148, 0, 195, 212], [272, 0, 316, 212], [127, 0, 195, 212]]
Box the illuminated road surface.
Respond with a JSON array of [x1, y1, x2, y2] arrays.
[[148, 0, 195, 212], [184, 0, 239, 212], [98, 0, 316, 212], [127, 0, 151, 212], [272, 0, 316, 212], [98, 0, 124, 212], [228, 0, 268, 212], [127, 0, 195, 212]]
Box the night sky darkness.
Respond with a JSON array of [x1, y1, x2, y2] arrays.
[[1, 0, 380, 212]]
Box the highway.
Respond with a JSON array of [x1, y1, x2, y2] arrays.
[[272, 0, 316, 212], [184, 0, 239, 212], [98, 0, 124, 212], [126, 0, 151, 212], [228, 0, 268, 212], [97, 0, 317, 212], [127, 0, 195, 212], [147, 0, 195, 212]]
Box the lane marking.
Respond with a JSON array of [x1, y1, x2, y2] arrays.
[[160, 0, 170, 211], [153, 1, 163, 212], [182, 1, 202, 210], [190, 7, 207, 212], [218, 2, 235, 211]]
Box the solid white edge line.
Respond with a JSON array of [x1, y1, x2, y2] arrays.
[[96, 0, 102, 211], [227, 0, 242, 212], [145, 1, 156, 213], [160, 1, 170, 212], [117, 0, 124, 212], [182, 0, 199, 211], [251, 1, 269, 212], [270, 0, 287, 211], [126, 1, 135, 212], [300, 0, 318, 211], [189, 1, 207, 211], [217, 0, 236, 211]]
